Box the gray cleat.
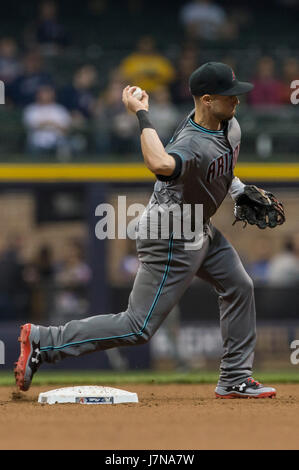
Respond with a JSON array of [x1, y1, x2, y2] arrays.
[[215, 377, 276, 399]]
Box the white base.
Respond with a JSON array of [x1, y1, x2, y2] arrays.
[[38, 386, 139, 405]]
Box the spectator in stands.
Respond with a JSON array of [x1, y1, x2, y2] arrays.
[[248, 238, 273, 284], [58, 65, 98, 155], [23, 85, 72, 157], [24, 245, 55, 322], [94, 79, 139, 154], [179, 0, 238, 41], [53, 239, 91, 321], [25, 245, 55, 285], [277, 0, 299, 8], [149, 86, 180, 145], [119, 239, 140, 284], [59, 65, 97, 121], [9, 51, 53, 107], [55, 239, 91, 287], [0, 37, 21, 85], [249, 56, 284, 106], [170, 45, 198, 107], [119, 35, 175, 93], [219, 55, 237, 72], [87, 0, 109, 16], [280, 57, 299, 104], [36, 1, 68, 54], [0, 235, 28, 319], [268, 233, 299, 286]]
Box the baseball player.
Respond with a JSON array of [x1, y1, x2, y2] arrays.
[[15, 62, 285, 398]]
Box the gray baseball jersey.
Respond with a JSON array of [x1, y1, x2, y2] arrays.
[[154, 109, 241, 222], [38, 110, 256, 388]]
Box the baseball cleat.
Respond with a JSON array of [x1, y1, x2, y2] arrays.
[[215, 377, 276, 399], [14, 323, 41, 392]]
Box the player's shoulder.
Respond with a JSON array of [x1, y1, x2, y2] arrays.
[[227, 116, 241, 140], [228, 116, 241, 132], [165, 133, 202, 166]]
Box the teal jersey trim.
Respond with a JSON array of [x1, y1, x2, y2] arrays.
[[189, 118, 225, 135], [173, 151, 185, 161], [40, 234, 174, 352]]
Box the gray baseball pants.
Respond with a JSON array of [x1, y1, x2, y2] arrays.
[[39, 224, 256, 387]]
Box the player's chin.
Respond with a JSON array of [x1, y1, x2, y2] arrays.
[[219, 110, 236, 121], [224, 111, 236, 120]]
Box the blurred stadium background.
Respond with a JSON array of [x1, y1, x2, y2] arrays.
[[0, 0, 298, 377]]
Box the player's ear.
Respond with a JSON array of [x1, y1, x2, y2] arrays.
[[201, 94, 212, 107]]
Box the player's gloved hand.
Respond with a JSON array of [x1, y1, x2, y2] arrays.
[[232, 185, 285, 229]]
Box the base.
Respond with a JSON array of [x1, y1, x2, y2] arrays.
[[38, 386, 139, 405]]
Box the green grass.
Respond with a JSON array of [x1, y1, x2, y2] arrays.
[[1, 370, 299, 387]]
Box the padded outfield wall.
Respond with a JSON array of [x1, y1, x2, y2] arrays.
[[0, 163, 298, 371]]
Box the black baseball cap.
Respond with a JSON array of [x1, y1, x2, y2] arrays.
[[189, 62, 254, 96]]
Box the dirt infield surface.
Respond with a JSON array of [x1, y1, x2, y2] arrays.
[[0, 384, 298, 450]]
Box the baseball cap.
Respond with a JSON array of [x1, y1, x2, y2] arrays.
[[189, 62, 254, 96]]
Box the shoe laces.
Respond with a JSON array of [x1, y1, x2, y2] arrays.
[[247, 377, 261, 386]]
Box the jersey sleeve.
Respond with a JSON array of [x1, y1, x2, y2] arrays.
[[156, 153, 182, 182], [161, 136, 199, 181]]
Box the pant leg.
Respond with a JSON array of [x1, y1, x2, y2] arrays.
[[40, 234, 211, 363], [196, 226, 256, 387]]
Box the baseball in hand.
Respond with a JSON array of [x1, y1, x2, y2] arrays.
[[130, 86, 143, 101]]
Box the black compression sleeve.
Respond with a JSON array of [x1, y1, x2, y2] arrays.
[[156, 153, 183, 182], [136, 110, 155, 133]]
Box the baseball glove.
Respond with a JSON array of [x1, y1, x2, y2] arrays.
[[232, 185, 285, 229]]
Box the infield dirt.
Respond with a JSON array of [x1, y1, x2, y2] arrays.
[[0, 384, 298, 450]]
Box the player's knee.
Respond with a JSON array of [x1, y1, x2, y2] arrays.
[[133, 330, 151, 345], [125, 313, 153, 345]]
